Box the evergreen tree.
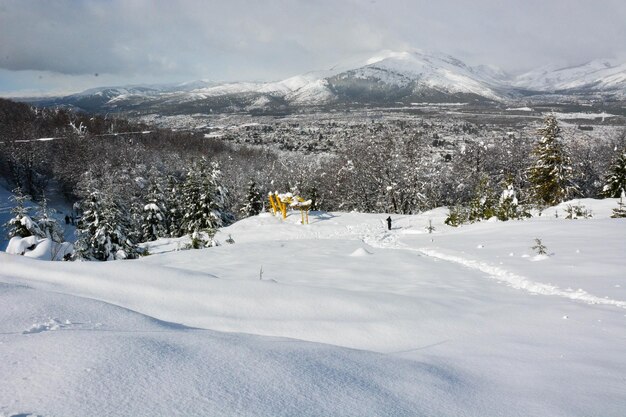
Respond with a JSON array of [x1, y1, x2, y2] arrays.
[[141, 179, 168, 241], [306, 186, 320, 211], [209, 162, 233, 226], [528, 115, 575, 206], [180, 161, 229, 239], [164, 175, 183, 237], [4, 187, 40, 238], [468, 176, 497, 222], [127, 199, 144, 246], [36, 194, 64, 242], [180, 163, 209, 236], [240, 180, 263, 217], [611, 189, 626, 218], [75, 189, 138, 261], [444, 205, 470, 227], [602, 149, 626, 198]]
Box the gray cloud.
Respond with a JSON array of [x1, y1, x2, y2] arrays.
[[1, 0, 626, 95]]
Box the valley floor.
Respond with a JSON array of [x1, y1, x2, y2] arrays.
[[1, 201, 625, 416]]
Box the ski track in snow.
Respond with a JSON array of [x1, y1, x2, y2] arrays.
[[361, 229, 626, 310], [414, 248, 626, 310]]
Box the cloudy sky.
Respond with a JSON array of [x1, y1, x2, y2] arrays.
[[1, 0, 625, 96]]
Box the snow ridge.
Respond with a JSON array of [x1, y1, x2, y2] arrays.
[[514, 59, 626, 93]]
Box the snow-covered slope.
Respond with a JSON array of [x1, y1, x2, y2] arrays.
[[178, 72, 335, 105], [2, 199, 626, 416], [328, 50, 507, 101], [514, 59, 626, 95]]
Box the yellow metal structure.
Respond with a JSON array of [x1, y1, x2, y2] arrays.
[[291, 196, 312, 224], [268, 193, 278, 215], [277, 193, 292, 219], [269, 191, 311, 224]]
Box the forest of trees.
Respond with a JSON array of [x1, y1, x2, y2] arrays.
[[1, 98, 625, 260]]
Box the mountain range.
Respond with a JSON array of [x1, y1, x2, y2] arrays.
[[26, 51, 626, 114]]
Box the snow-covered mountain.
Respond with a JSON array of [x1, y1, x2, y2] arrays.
[[513, 59, 626, 95], [27, 51, 513, 113], [165, 50, 509, 107], [326, 50, 509, 102], [25, 52, 626, 114]]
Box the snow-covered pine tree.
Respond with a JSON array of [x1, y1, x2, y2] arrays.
[[164, 175, 183, 237], [209, 162, 234, 226], [180, 163, 207, 237], [602, 148, 626, 198], [181, 161, 217, 241], [4, 187, 41, 238], [75, 189, 138, 261], [180, 160, 233, 246], [141, 179, 168, 241], [240, 180, 263, 217], [36, 194, 64, 242], [74, 190, 104, 260], [611, 189, 626, 218], [528, 115, 575, 206], [127, 198, 144, 246]]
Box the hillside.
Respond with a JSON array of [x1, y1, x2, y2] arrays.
[[1, 200, 625, 416]]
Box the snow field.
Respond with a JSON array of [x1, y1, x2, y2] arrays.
[[2, 198, 626, 416], [2, 283, 469, 417]]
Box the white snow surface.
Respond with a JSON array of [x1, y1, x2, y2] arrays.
[[514, 59, 626, 93], [1, 199, 626, 416], [6, 236, 73, 260]]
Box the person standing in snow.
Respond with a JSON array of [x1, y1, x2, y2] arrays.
[[386, 216, 392, 230]]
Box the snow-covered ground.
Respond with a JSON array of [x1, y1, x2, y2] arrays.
[[1, 199, 626, 416]]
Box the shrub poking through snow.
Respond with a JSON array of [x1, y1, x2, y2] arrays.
[[186, 231, 218, 249], [446, 179, 530, 226], [444, 205, 470, 227], [532, 238, 548, 255], [564, 202, 593, 219]]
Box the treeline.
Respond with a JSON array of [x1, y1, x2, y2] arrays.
[[1, 98, 626, 260]]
